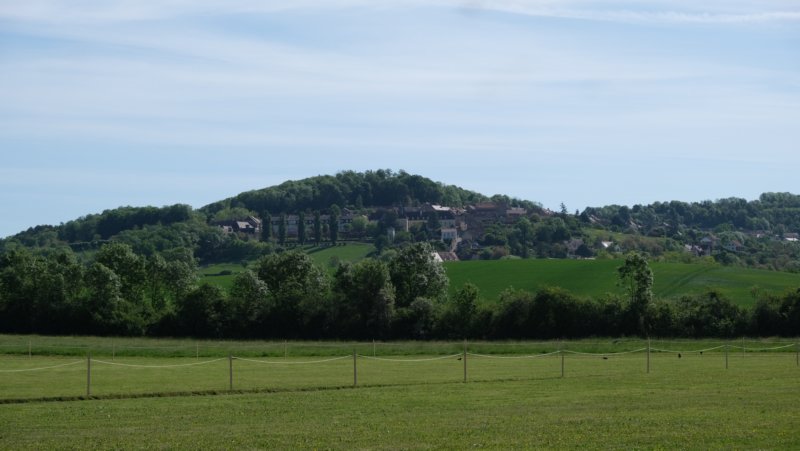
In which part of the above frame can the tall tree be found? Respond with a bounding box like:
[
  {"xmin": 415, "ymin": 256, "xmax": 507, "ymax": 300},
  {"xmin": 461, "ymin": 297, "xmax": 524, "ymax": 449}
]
[
  {"xmin": 618, "ymin": 252, "xmax": 654, "ymax": 335},
  {"xmin": 297, "ymin": 212, "xmax": 306, "ymax": 245},
  {"xmin": 329, "ymin": 205, "xmax": 340, "ymax": 245},
  {"xmin": 278, "ymin": 213, "xmax": 287, "ymax": 245},
  {"xmin": 450, "ymin": 282, "xmax": 479, "ymax": 338},
  {"xmin": 332, "ymin": 259, "xmax": 395, "ymax": 339},
  {"xmin": 256, "ymin": 251, "xmax": 329, "ymax": 337},
  {"xmin": 313, "ymin": 211, "xmax": 322, "ymax": 245},
  {"xmin": 261, "ymin": 212, "xmax": 272, "ymax": 242},
  {"xmin": 388, "ymin": 242, "xmax": 449, "ymax": 308}
]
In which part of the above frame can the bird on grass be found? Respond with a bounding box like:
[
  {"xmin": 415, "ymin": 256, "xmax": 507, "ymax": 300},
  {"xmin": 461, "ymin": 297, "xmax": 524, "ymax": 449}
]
[
  {"xmin": 602, "ymin": 356, "xmax": 608, "ymax": 360},
  {"xmin": 678, "ymin": 353, "xmax": 682, "ymax": 359}
]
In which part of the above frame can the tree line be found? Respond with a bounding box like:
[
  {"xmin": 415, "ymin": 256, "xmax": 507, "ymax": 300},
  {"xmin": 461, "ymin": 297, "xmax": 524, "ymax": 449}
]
[{"xmin": 1, "ymin": 244, "xmax": 798, "ymax": 339}]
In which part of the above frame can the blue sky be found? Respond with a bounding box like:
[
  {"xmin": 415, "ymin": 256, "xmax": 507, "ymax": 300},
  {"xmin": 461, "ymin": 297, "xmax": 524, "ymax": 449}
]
[{"xmin": 1, "ymin": 1, "xmax": 798, "ymax": 238}]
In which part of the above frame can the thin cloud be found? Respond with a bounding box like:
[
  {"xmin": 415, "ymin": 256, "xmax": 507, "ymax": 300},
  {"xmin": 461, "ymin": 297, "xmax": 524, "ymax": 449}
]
[{"xmin": 1, "ymin": 0, "xmax": 799, "ymax": 25}]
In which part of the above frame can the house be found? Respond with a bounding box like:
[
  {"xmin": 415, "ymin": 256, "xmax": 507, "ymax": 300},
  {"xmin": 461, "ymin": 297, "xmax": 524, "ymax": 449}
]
[
  {"xmin": 684, "ymin": 244, "xmax": 703, "ymax": 257},
  {"xmin": 436, "ymin": 251, "xmax": 459, "ymax": 262},
  {"xmin": 441, "ymin": 228, "xmax": 458, "ymax": 242},
  {"xmin": 785, "ymin": 233, "xmax": 799, "ymax": 243},
  {"xmin": 215, "ymin": 216, "xmax": 262, "ymax": 235},
  {"xmin": 722, "ymin": 240, "xmax": 742, "ymax": 253}
]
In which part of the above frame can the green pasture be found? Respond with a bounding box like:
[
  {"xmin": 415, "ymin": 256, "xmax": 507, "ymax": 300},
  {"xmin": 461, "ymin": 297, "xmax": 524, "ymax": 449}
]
[
  {"xmin": 5, "ymin": 334, "xmax": 793, "ymax": 359},
  {"xmin": 304, "ymin": 243, "xmax": 374, "ymax": 271},
  {"xmin": 1, "ymin": 344, "xmax": 798, "ymax": 449},
  {"xmin": 445, "ymin": 259, "xmax": 800, "ymax": 306},
  {"xmin": 200, "ymin": 243, "xmax": 374, "ymax": 289}
]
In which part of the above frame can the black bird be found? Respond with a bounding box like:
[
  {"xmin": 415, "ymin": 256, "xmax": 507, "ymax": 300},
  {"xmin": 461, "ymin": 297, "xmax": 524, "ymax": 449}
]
[
  {"xmin": 700, "ymin": 351, "xmax": 703, "ymax": 355},
  {"xmin": 457, "ymin": 357, "xmax": 462, "ymax": 361},
  {"xmin": 602, "ymin": 356, "xmax": 608, "ymax": 360},
  {"xmin": 678, "ymin": 353, "xmax": 682, "ymax": 359}
]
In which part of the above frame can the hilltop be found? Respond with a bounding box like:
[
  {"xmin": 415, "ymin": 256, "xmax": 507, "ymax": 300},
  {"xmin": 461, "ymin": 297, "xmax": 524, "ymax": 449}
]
[
  {"xmin": 1, "ymin": 169, "xmax": 799, "ymax": 273},
  {"xmin": 2, "ymin": 170, "xmax": 800, "ymax": 340}
]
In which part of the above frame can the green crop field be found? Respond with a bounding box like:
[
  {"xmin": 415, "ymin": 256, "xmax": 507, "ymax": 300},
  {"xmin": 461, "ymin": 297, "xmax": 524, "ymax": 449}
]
[
  {"xmin": 305, "ymin": 243, "xmax": 375, "ymax": 271},
  {"xmin": 200, "ymin": 243, "xmax": 375, "ymax": 290},
  {"xmin": 445, "ymin": 259, "xmax": 800, "ymax": 306},
  {"xmin": 1, "ymin": 336, "xmax": 798, "ymax": 449}
]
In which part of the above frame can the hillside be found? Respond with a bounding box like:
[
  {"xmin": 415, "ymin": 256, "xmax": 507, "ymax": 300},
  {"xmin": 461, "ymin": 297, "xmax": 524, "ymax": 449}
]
[
  {"xmin": 1, "ymin": 169, "xmax": 799, "ymax": 274},
  {"xmin": 444, "ymin": 259, "xmax": 800, "ymax": 307}
]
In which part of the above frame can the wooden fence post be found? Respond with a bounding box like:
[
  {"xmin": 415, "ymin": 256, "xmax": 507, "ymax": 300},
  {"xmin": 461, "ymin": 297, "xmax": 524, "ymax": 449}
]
[
  {"xmin": 561, "ymin": 350, "xmax": 565, "ymax": 378},
  {"xmin": 463, "ymin": 339, "xmax": 467, "ymax": 383},
  {"xmin": 725, "ymin": 344, "xmax": 729, "ymax": 369},
  {"xmin": 229, "ymin": 353, "xmax": 233, "ymax": 391},
  {"xmin": 86, "ymin": 353, "xmax": 92, "ymax": 397},
  {"xmin": 647, "ymin": 338, "xmax": 651, "ymax": 374},
  {"xmin": 353, "ymin": 350, "xmax": 358, "ymax": 387}
]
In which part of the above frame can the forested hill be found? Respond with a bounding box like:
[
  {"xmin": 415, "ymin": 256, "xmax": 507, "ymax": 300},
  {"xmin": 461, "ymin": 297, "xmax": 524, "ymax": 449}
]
[
  {"xmin": 582, "ymin": 193, "xmax": 800, "ymax": 236},
  {"xmin": 199, "ymin": 169, "xmax": 503, "ymax": 217},
  {"xmin": 1, "ymin": 169, "xmax": 799, "ymax": 272}
]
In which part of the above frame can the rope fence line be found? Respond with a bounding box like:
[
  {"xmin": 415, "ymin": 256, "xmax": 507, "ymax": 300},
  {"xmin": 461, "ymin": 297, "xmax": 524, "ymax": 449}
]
[
  {"xmin": 1, "ymin": 342, "xmax": 797, "ymax": 400},
  {"xmin": 650, "ymin": 345, "xmax": 727, "ymax": 354},
  {"xmin": 0, "ymin": 360, "xmax": 84, "ymax": 373},
  {"xmin": 467, "ymin": 351, "xmax": 562, "ymax": 360},
  {"xmin": 358, "ymin": 354, "xmax": 462, "ymax": 363},
  {"xmin": 91, "ymin": 358, "xmax": 227, "ymax": 369},
  {"xmin": 562, "ymin": 348, "xmax": 648, "ymax": 357},
  {"xmin": 233, "ymin": 356, "xmax": 352, "ymax": 365}
]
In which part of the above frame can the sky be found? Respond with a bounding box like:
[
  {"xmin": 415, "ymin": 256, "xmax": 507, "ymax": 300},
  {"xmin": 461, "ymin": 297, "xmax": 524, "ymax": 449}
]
[{"xmin": 1, "ymin": 0, "xmax": 798, "ymax": 238}]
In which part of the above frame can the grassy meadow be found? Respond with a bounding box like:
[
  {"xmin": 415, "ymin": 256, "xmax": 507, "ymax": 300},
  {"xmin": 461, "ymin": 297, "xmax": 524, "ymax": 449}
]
[
  {"xmin": 200, "ymin": 245, "xmax": 800, "ymax": 307},
  {"xmin": 1, "ymin": 338, "xmax": 798, "ymax": 449},
  {"xmin": 445, "ymin": 259, "xmax": 800, "ymax": 306},
  {"xmin": 200, "ymin": 242, "xmax": 375, "ymax": 289}
]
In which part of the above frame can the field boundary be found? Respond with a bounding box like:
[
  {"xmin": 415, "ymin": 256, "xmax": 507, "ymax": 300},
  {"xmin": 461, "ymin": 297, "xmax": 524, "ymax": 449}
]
[{"xmin": 2, "ymin": 341, "xmax": 797, "ymax": 404}]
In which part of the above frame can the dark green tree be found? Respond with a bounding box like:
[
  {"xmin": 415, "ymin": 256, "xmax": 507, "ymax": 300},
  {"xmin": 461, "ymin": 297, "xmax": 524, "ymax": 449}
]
[
  {"xmin": 228, "ymin": 270, "xmax": 271, "ymax": 337},
  {"xmin": 314, "ymin": 211, "xmax": 322, "ymax": 245},
  {"xmin": 298, "ymin": 212, "xmax": 307, "ymax": 245},
  {"xmin": 618, "ymin": 252, "xmax": 654, "ymax": 335},
  {"xmin": 261, "ymin": 212, "xmax": 272, "ymax": 242},
  {"xmin": 329, "ymin": 205, "xmax": 340, "ymax": 245},
  {"xmin": 388, "ymin": 242, "xmax": 449, "ymax": 308},
  {"xmin": 256, "ymin": 251, "xmax": 329, "ymax": 337},
  {"xmin": 450, "ymin": 282, "xmax": 479, "ymax": 337},
  {"xmin": 332, "ymin": 259, "xmax": 395, "ymax": 339},
  {"xmin": 278, "ymin": 213, "xmax": 287, "ymax": 245}
]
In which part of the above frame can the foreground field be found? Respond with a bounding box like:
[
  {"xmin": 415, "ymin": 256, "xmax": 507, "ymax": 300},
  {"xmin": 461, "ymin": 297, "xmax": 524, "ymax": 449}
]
[
  {"xmin": 1, "ymin": 353, "xmax": 798, "ymax": 449},
  {"xmin": 445, "ymin": 259, "xmax": 800, "ymax": 306},
  {"xmin": 1, "ymin": 336, "xmax": 798, "ymax": 449}
]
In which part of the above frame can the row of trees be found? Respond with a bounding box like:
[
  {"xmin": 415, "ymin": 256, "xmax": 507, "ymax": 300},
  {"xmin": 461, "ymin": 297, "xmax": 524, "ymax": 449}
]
[
  {"xmin": 583, "ymin": 193, "xmax": 800, "ymax": 235},
  {"xmin": 2, "ymin": 245, "xmax": 798, "ymax": 339}
]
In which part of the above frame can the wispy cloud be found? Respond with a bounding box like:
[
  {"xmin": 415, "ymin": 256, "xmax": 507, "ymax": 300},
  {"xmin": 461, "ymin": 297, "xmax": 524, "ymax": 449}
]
[{"xmin": 1, "ymin": 0, "xmax": 799, "ymax": 25}]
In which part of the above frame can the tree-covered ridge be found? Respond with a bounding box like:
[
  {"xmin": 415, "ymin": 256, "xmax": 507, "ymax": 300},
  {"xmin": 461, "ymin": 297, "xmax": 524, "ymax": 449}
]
[
  {"xmin": 582, "ymin": 192, "xmax": 800, "ymax": 236},
  {"xmin": 1, "ymin": 171, "xmax": 799, "ymax": 272},
  {"xmin": 200, "ymin": 169, "xmax": 499, "ymax": 217}
]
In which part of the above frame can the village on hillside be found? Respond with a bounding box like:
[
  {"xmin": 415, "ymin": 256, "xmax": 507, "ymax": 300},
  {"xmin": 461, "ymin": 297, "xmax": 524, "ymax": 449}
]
[{"xmin": 213, "ymin": 202, "xmax": 800, "ymax": 263}]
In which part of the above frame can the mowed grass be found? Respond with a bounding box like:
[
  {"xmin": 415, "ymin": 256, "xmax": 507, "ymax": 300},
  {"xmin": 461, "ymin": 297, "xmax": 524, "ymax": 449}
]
[
  {"xmin": 1, "ymin": 351, "xmax": 798, "ymax": 449},
  {"xmin": 445, "ymin": 259, "xmax": 800, "ymax": 306}
]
